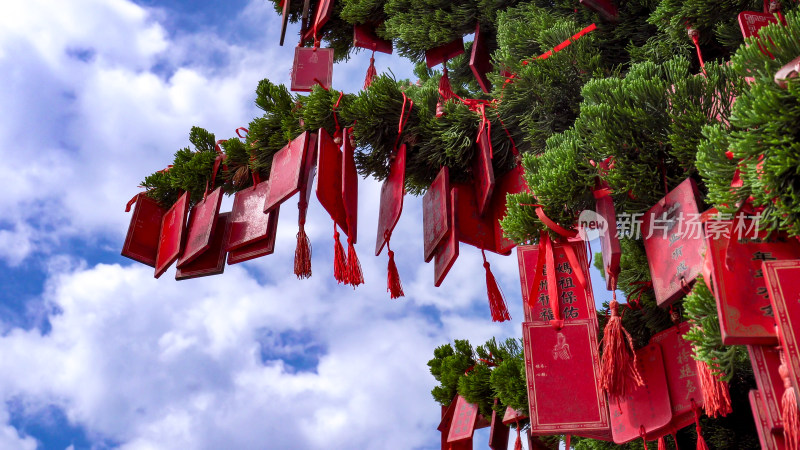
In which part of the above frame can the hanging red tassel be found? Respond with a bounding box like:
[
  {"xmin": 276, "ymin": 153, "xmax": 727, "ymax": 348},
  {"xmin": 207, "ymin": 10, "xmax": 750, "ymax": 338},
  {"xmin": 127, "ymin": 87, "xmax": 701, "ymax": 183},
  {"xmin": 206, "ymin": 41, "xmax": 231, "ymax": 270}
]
[
  {"xmin": 600, "ymin": 298, "xmax": 643, "ymax": 399},
  {"xmin": 780, "ymin": 352, "xmax": 800, "ymax": 450},
  {"xmin": 386, "ymin": 242, "xmax": 404, "ymax": 299},
  {"xmin": 346, "ymin": 236, "xmax": 364, "ymax": 287},
  {"xmin": 692, "ymin": 400, "xmax": 709, "ymax": 450},
  {"xmin": 482, "ymin": 250, "xmax": 510, "ymax": 322},
  {"xmin": 438, "ymin": 63, "xmax": 455, "ymax": 102},
  {"xmin": 363, "ymin": 51, "xmax": 377, "ymax": 90},
  {"xmin": 514, "ymin": 424, "xmax": 522, "ymax": 450},
  {"xmin": 294, "ymin": 222, "xmax": 312, "ymax": 279},
  {"xmin": 658, "ymin": 436, "xmax": 667, "ymax": 450},
  {"xmin": 696, "ymin": 358, "xmax": 733, "ymax": 418},
  {"xmin": 333, "ymin": 225, "xmax": 348, "ymax": 284}
]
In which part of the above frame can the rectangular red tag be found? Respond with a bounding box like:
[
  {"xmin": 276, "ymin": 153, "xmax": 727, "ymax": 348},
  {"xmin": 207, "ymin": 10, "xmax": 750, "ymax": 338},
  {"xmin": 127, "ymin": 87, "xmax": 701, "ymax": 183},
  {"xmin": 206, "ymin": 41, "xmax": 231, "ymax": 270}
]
[
  {"xmin": 227, "ymin": 206, "xmax": 280, "ymax": 265},
  {"xmin": 434, "ymin": 188, "xmax": 458, "ymax": 287},
  {"xmin": 155, "ymin": 191, "xmax": 190, "ymax": 279},
  {"xmin": 447, "ymin": 396, "xmax": 479, "ymax": 443},
  {"xmin": 643, "ymin": 178, "xmax": 704, "ymax": 306},
  {"xmin": 750, "ymin": 390, "xmax": 787, "ymax": 450},
  {"xmin": 316, "ymin": 127, "xmax": 348, "ymax": 234},
  {"xmin": 423, "ymin": 166, "xmax": 451, "ymax": 263},
  {"xmin": 517, "ymin": 241, "xmax": 596, "ymax": 324},
  {"xmin": 470, "ymin": 23, "xmax": 492, "ymax": 93},
  {"xmin": 176, "ymin": 212, "xmax": 230, "ymax": 280},
  {"xmin": 264, "ymin": 131, "xmax": 312, "ymax": 214},
  {"xmin": 763, "ymin": 260, "xmax": 800, "ymax": 397},
  {"xmin": 501, "ymin": 406, "xmax": 527, "ymax": 425},
  {"xmin": 425, "ymin": 38, "xmax": 465, "ymax": 68},
  {"xmin": 291, "ymin": 47, "xmax": 334, "ymax": 92},
  {"xmin": 523, "ymin": 320, "xmax": 609, "ymax": 435},
  {"xmin": 610, "ymin": 343, "xmax": 673, "ymax": 444},
  {"xmin": 488, "ymin": 407, "xmax": 509, "ymax": 450},
  {"xmin": 739, "ymin": 11, "xmax": 779, "ymax": 39},
  {"xmin": 649, "ymin": 322, "xmax": 703, "ymax": 432},
  {"xmin": 353, "ymin": 24, "xmax": 392, "ymax": 54},
  {"xmin": 375, "ymin": 144, "xmax": 406, "ymax": 256},
  {"xmin": 122, "ymin": 193, "xmax": 167, "ymax": 267},
  {"xmin": 341, "ymin": 128, "xmax": 358, "ymax": 242},
  {"xmin": 708, "ymin": 224, "xmax": 800, "ymax": 345},
  {"xmin": 302, "ymin": 0, "xmax": 334, "ymax": 41},
  {"xmin": 454, "ymin": 183, "xmax": 507, "ymax": 254},
  {"xmin": 473, "ymin": 123, "xmax": 495, "ymax": 218},
  {"xmin": 748, "ymin": 345, "xmax": 784, "ymax": 431},
  {"xmin": 227, "ymin": 180, "xmax": 272, "ymax": 251},
  {"xmin": 492, "ymin": 165, "xmax": 528, "ymax": 255},
  {"xmin": 177, "ymin": 187, "xmax": 224, "ymax": 268},
  {"xmin": 595, "ymin": 190, "xmax": 620, "ymax": 290}
]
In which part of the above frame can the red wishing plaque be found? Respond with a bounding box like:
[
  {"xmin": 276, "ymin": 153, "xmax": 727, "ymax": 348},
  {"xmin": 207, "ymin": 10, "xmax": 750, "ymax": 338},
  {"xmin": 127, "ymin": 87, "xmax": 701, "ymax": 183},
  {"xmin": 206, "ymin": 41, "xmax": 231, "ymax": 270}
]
[
  {"xmin": 291, "ymin": 47, "xmax": 334, "ymax": 92},
  {"xmin": 341, "ymin": 128, "xmax": 358, "ymax": 242},
  {"xmin": 154, "ymin": 191, "xmax": 190, "ymax": 279},
  {"xmin": 316, "ymin": 127, "xmax": 348, "ymax": 234},
  {"xmin": 228, "ymin": 180, "xmax": 272, "ymax": 251},
  {"xmin": 176, "ymin": 187, "xmax": 224, "ymax": 268},
  {"xmin": 488, "ymin": 407, "xmax": 510, "ymax": 450},
  {"xmin": 353, "ymin": 24, "xmax": 392, "ymax": 54},
  {"xmin": 438, "ymin": 401, "xmax": 456, "ymax": 450},
  {"xmin": 649, "ymin": 322, "xmax": 702, "ymax": 432},
  {"xmin": 299, "ymin": 132, "xmax": 318, "ymax": 217},
  {"xmin": 610, "ymin": 344, "xmax": 673, "ymax": 444},
  {"xmin": 447, "ymin": 396, "xmax": 479, "ymax": 443},
  {"xmin": 763, "ymin": 260, "xmax": 800, "ymax": 395},
  {"xmin": 302, "ymin": 0, "xmax": 334, "ymax": 41},
  {"xmin": 707, "ymin": 224, "xmax": 800, "ymax": 345},
  {"xmin": 264, "ymin": 131, "xmax": 313, "ymax": 214},
  {"xmin": 642, "ymin": 177, "xmax": 704, "ymax": 307},
  {"xmin": 473, "ymin": 124, "xmax": 495, "ymax": 218},
  {"xmin": 750, "ymin": 390, "xmax": 787, "ymax": 450},
  {"xmin": 423, "ymin": 166, "xmax": 451, "ymax": 263},
  {"xmin": 502, "ymin": 406, "xmax": 527, "ymax": 425},
  {"xmin": 748, "ymin": 345, "xmax": 784, "ymax": 430},
  {"xmin": 470, "ymin": 23, "xmax": 493, "ymax": 94},
  {"xmin": 523, "ymin": 320, "xmax": 610, "ymax": 435},
  {"xmin": 595, "ymin": 193, "xmax": 620, "ymax": 290},
  {"xmin": 434, "ymin": 188, "xmax": 458, "ymax": 287},
  {"xmin": 375, "ymin": 144, "xmax": 406, "ymax": 256},
  {"xmin": 492, "ymin": 165, "xmax": 528, "ymax": 255},
  {"xmin": 739, "ymin": 11, "xmax": 779, "ymax": 39},
  {"xmin": 453, "ymin": 184, "xmax": 507, "ymax": 255},
  {"xmin": 122, "ymin": 193, "xmax": 167, "ymax": 267},
  {"xmin": 176, "ymin": 212, "xmax": 230, "ymax": 280},
  {"xmin": 425, "ymin": 37, "xmax": 465, "ymax": 68},
  {"xmin": 279, "ymin": 0, "xmax": 290, "ymax": 46},
  {"xmin": 228, "ymin": 206, "xmax": 280, "ymax": 265},
  {"xmin": 517, "ymin": 241, "xmax": 596, "ymax": 324}
]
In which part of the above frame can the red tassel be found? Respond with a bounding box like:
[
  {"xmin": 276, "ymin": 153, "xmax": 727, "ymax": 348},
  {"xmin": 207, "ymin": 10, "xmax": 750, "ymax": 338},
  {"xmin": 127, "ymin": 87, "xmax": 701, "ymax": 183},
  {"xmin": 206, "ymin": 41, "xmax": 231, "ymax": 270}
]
[
  {"xmin": 600, "ymin": 299, "xmax": 643, "ymax": 399},
  {"xmin": 692, "ymin": 400, "xmax": 708, "ymax": 450},
  {"xmin": 780, "ymin": 353, "xmax": 800, "ymax": 450},
  {"xmin": 386, "ymin": 243, "xmax": 404, "ymax": 299},
  {"xmin": 514, "ymin": 425, "xmax": 522, "ymax": 450},
  {"xmin": 333, "ymin": 225, "xmax": 348, "ymax": 284},
  {"xmin": 363, "ymin": 52, "xmax": 377, "ymax": 90},
  {"xmin": 483, "ymin": 250, "xmax": 510, "ymax": 322},
  {"xmin": 658, "ymin": 436, "xmax": 667, "ymax": 450},
  {"xmin": 294, "ymin": 223, "xmax": 312, "ymax": 279},
  {"xmin": 696, "ymin": 358, "xmax": 732, "ymax": 418},
  {"xmin": 346, "ymin": 236, "xmax": 364, "ymax": 287},
  {"xmin": 438, "ymin": 64, "xmax": 454, "ymax": 102}
]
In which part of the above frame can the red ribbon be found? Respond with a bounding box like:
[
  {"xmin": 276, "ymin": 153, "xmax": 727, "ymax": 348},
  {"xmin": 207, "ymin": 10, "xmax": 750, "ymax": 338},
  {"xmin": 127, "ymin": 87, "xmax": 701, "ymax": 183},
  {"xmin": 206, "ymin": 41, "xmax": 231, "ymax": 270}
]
[{"xmin": 393, "ymin": 92, "xmax": 413, "ymax": 152}]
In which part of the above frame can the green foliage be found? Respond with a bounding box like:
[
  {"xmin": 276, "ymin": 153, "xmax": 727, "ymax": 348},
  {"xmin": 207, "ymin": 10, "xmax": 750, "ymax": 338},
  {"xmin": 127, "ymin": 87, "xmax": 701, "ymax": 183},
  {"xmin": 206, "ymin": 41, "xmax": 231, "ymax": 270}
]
[{"xmin": 428, "ymin": 340, "xmax": 476, "ymax": 406}]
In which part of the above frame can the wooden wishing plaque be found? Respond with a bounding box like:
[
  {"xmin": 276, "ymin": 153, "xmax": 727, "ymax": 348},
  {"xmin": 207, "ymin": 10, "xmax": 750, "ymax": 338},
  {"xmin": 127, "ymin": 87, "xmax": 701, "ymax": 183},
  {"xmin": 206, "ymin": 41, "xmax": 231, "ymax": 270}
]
[
  {"xmin": 227, "ymin": 180, "xmax": 272, "ymax": 251},
  {"xmin": 488, "ymin": 406, "xmax": 510, "ymax": 450},
  {"xmin": 264, "ymin": 131, "xmax": 313, "ymax": 214},
  {"xmin": 353, "ymin": 24, "xmax": 392, "ymax": 54},
  {"xmin": 648, "ymin": 322, "xmax": 702, "ymax": 433},
  {"xmin": 302, "ymin": 0, "xmax": 335, "ymax": 41},
  {"xmin": 748, "ymin": 345, "xmax": 785, "ymax": 431},
  {"xmin": 492, "ymin": 164, "xmax": 527, "ymax": 255},
  {"xmin": 228, "ymin": 206, "xmax": 280, "ymax": 265},
  {"xmin": 375, "ymin": 144, "xmax": 406, "ymax": 256},
  {"xmin": 176, "ymin": 212, "xmax": 230, "ymax": 280},
  {"xmin": 610, "ymin": 343, "xmax": 673, "ymax": 444},
  {"xmin": 291, "ymin": 47, "xmax": 334, "ymax": 92},
  {"xmin": 122, "ymin": 193, "xmax": 167, "ymax": 267},
  {"xmin": 434, "ymin": 188, "xmax": 458, "ymax": 287},
  {"xmin": 763, "ymin": 260, "xmax": 800, "ymax": 395},
  {"xmin": 316, "ymin": 127, "xmax": 348, "ymax": 234},
  {"xmin": 642, "ymin": 177, "xmax": 704, "ymax": 307},
  {"xmin": 708, "ymin": 225, "xmax": 800, "ymax": 345},
  {"xmin": 177, "ymin": 186, "xmax": 224, "ymax": 268},
  {"xmin": 453, "ymin": 183, "xmax": 506, "ymax": 255},
  {"xmin": 423, "ymin": 166, "xmax": 450, "ymax": 263},
  {"xmin": 517, "ymin": 240, "xmax": 595, "ymax": 324},
  {"xmin": 470, "ymin": 23, "xmax": 493, "ymax": 93},
  {"xmin": 750, "ymin": 390, "xmax": 787, "ymax": 450},
  {"xmin": 502, "ymin": 406, "xmax": 527, "ymax": 425},
  {"xmin": 341, "ymin": 127, "xmax": 358, "ymax": 242},
  {"xmin": 155, "ymin": 191, "xmax": 190, "ymax": 279},
  {"xmin": 447, "ymin": 395, "xmax": 479, "ymax": 445},
  {"xmin": 739, "ymin": 11, "xmax": 779, "ymax": 39},
  {"xmin": 425, "ymin": 38, "xmax": 465, "ymax": 68},
  {"xmin": 595, "ymin": 191, "xmax": 620, "ymax": 290},
  {"xmin": 473, "ymin": 123, "xmax": 495, "ymax": 217}
]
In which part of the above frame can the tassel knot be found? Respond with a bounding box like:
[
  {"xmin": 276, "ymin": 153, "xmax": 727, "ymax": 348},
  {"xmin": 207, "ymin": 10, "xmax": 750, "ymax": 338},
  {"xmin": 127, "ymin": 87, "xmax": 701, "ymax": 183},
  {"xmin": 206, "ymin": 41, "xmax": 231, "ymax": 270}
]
[
  {"xmin": 333, "ymin": 225, "xmax": 348, "ymax": 284},
  {"xmin": 386, "ymin": 246, "xmax": 404, "ymax": 299},
  {"xmin": 364, "ymin": 52, "xmax": 377, "ymax": 90},
  {"xmin": 482, "ymin": 250, "xmax": 510, "ymax": 322},
  {"xmin": 294, "ymin": 222, "xmax": 312, "ymax": 279},
  {"xmin": 600, "ymin": 299, "xmax": 643, "ymax": 399},
  {"xmin": 346, "ymin": 236, "xmax": 364, "ymax": 287},
  {"xmin": 696, "ymin": 358, "xmax": 732, "ymax": 418}
]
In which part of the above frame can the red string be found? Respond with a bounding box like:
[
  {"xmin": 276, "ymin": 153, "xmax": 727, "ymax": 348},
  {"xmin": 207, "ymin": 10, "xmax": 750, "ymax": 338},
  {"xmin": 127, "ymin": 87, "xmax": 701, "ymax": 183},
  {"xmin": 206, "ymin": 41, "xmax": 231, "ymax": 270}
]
[
  {"xmin": 332, "ymin": 91, "xmax": 344, "ymax": 134},
  {"xmin": 393, "ymin": 92, "xmax": 413, "ymax": 152}
]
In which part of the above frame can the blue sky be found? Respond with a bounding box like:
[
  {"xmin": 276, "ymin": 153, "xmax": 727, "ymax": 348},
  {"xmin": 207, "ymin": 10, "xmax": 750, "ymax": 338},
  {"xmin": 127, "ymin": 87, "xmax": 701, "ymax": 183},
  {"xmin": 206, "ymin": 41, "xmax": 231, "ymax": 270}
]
[{"xmin": 0, "ymin": 1, "xmax": 612, "ymax": 448}]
